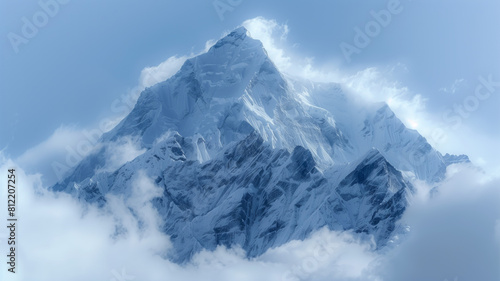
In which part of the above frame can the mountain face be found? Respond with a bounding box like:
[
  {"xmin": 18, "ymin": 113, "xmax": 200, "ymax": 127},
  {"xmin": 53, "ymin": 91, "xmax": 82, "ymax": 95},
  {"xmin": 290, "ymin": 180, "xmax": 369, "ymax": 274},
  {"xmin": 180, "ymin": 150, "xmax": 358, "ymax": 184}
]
[{"xmin": 52, "ymin": 27, "xmax": 466, "ymax": 262}]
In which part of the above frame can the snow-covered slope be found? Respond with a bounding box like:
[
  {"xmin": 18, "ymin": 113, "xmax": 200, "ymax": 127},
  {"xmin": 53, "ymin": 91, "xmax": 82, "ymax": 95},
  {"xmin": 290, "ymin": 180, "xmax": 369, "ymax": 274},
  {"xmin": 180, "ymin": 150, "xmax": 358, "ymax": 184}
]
[
  {"xmin": 68, "ymin": 132, "xmax": 413, "ymax": 262},
  {"xmin": 52, "ymin": 27, "xmax": 467, "ymax": 262}
]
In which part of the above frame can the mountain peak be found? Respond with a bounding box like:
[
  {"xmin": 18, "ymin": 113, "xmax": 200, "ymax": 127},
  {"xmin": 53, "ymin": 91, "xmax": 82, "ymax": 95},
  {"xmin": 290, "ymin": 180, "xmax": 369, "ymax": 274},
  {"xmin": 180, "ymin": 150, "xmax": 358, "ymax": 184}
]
[
  {"xmin": 231, "ymin": 26, "xmax": 249, "ymax": 36},
  {"xmin": 50, "ymin": 22, "xmax": 472, "ymax": 264},
  {"xmin": 362, "ymin": 148, "xmax": 385, "ymax": 163},
  {"xmin": 374, "ymin": 102, "xmax": 395, "ymax": 119},
  {"xmin": 210, "ymin": 26, "xmax": 258, "ymax": 50}
]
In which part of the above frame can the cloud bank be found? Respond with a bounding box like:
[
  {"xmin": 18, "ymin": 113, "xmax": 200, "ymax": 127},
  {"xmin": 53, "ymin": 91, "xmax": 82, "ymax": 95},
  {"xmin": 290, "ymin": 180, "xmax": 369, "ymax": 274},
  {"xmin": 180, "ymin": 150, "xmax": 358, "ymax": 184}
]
[{"xmin": 0, "ymin": 154, "xmax": 498, "ymax": 281}]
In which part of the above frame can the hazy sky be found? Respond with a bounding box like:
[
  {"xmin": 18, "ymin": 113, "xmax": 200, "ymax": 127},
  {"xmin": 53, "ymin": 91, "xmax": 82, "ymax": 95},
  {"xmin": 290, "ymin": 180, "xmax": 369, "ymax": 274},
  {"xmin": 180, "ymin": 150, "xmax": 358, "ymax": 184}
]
[{"xmin": 1, "ymin": 0, "xmax": 499, "ymax": 177}]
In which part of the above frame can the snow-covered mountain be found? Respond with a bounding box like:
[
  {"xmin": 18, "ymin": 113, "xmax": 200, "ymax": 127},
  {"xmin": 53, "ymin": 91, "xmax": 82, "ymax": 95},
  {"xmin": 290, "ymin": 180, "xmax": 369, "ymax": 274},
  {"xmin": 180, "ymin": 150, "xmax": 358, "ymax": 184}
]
[{"xmin": 52, "ymin": 27, "xmax": 468, "ymax": 262}]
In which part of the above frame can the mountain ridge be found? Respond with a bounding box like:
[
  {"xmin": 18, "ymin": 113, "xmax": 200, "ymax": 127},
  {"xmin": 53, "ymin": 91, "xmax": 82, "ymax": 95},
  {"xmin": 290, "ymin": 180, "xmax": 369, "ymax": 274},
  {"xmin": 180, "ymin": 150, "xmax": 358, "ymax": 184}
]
[{"xmin": 52, "ymin": 26, "xmax": 468, "ymax": 262}]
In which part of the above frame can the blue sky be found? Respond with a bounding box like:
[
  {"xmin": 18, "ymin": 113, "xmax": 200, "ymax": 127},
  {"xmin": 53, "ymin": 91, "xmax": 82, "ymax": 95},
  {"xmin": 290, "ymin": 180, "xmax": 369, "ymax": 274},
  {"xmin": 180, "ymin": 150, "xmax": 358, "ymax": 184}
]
[{"xmin": 1, "ymin": 0, "xmax": 499, "ymax": 180}]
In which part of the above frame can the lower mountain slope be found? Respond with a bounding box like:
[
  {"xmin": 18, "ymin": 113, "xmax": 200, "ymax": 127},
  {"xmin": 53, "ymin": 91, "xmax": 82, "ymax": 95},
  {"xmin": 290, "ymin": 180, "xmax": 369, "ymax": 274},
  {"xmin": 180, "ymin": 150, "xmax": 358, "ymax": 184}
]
[{"xmin": 63, "ymin": 131, "xmax": 413, "ymax": 262}]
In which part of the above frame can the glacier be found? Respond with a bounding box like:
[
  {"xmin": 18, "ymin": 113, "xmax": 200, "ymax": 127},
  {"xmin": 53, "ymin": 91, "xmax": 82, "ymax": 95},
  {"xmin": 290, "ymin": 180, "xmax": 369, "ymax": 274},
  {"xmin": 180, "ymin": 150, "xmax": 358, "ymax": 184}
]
[{"xmin": 52, "ymin": 26, "xmax": 468, "ymax": 262}]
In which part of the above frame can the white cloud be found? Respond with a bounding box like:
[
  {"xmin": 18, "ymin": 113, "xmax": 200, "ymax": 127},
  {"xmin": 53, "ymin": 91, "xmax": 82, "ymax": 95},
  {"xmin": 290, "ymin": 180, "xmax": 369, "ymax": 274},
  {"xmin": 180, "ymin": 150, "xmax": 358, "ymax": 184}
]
[
  {"xmin": 242, "ymin": 17, "xmax": 292, "ymax": 72},
  {"xmin": 380, "ymin": 164, "xmax": 500, "ymax": 281},
  {"xmin": 242, "ymin": 17, "xmax": 342, "ymax": 83},
  {"xmin": 139, "ymin": 55, "xmax": 189, "ymax": 89},
  {"xmin": 259, "ymin": 229, "xmax": 379, "ymax": 281},
  {"xmin": 16, "ymin": 126, "xmax": 89, "ymax": 166},
  {"xmin": 99, "ymin": 136, "xmax": 146, "ymax": 173},
  {"xmin": 15, "ymin": 125, "xmax": 100, "ymax": 184},
  {"xmin": 138, "ymin": 38, "xmax": 217, "ymax": 90},
  {"xmin": 341, "ymin": 66, "xmax": 428, "ymax": 131},
  {"xmin": 0, "ymin": 163, "xmax": 171, "ymax": 281}
]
